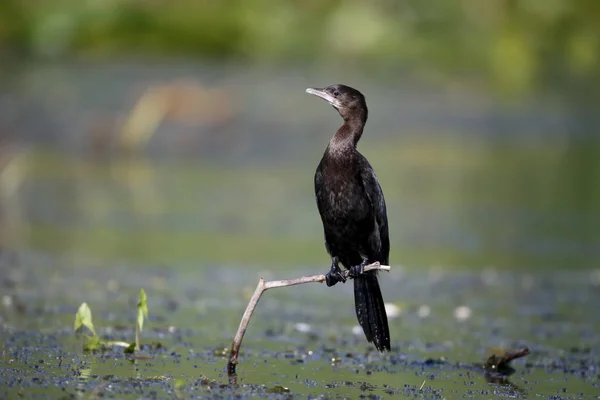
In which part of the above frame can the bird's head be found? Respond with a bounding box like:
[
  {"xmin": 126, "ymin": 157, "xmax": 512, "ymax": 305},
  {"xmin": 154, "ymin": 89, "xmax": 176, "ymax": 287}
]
[{"xmin": 305, "ymin": 84, "xmax": 367, "ymax": 122}]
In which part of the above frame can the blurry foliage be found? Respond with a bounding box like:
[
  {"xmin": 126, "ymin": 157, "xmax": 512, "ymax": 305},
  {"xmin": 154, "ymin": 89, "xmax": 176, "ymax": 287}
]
[
  {"xmin": 0, "ymin": 0, "xmax": 599, "ymax": 99},
  {"xmin": 0, "ymin": 0, "xmax": 27, "ymax": 52}
]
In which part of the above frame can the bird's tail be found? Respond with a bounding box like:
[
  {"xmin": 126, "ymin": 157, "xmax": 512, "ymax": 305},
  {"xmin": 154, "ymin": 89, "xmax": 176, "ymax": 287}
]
[{"xmin": 353, "ymin": 271, "xmax": 390, "ymax": 351}]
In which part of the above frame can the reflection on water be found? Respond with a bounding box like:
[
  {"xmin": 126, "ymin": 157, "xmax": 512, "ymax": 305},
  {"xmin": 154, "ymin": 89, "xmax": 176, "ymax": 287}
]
[
  {"xmin": 0, "ymin": 62, "xmax": 599, "ymax": 271},
  {"xmin": 1, "ymin": 138, "xmax": 598, "ymax": 271}
]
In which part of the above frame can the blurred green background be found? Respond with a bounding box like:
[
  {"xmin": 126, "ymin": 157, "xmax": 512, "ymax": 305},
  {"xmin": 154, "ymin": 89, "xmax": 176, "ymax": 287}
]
[{"xmin": 0, "ymin": 0, "xmax": 599, "ymax": 270}]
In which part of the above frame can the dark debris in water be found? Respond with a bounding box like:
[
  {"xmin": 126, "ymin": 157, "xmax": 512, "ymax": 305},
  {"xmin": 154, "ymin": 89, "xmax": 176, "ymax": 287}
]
[
  {"xmin": 2, "ymin": 326, "xmax": 599, "ymax": 400},
  {"xmin": 0, "ymin": 334, "xmax": 541, "ymax": 400},
  {"xmin": 483, "ymin": 347, "xmax": 530, "ymax": 375}
]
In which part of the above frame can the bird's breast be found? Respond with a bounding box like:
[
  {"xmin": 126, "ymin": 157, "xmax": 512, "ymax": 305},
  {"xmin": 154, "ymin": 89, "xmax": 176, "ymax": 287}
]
[{"xmin": 320, "ymin": 178, "xmax": 369, "ymax": 219}]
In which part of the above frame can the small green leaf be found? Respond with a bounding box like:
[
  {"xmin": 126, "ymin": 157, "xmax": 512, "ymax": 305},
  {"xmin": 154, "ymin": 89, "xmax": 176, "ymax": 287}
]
[
  {"xmin": 124, "ymin": 342, "xmax": 136, "ymax": 354},
  {"xmin": 74, "ymin": 302, "xmax": 96, "ymax": 336},
  {"xmin": 137, "ymin": 289, "xmax": 148, "ymax": 332},
  {"xmin": 83, "ymin": 335, "xmax": 101, "ymax": 351}
]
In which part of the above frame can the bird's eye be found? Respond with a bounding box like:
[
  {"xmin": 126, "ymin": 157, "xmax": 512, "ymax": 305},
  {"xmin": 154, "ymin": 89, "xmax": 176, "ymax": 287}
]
[{"xmin": 333, "ymin": 90, "xmax": 340, "ymax": 97}]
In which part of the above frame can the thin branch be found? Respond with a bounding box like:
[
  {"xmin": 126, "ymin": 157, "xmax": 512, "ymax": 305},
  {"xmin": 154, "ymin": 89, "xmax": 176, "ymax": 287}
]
[{"xmin": 227, "ymin": 262, "xmax": 390, "ymax": 379}]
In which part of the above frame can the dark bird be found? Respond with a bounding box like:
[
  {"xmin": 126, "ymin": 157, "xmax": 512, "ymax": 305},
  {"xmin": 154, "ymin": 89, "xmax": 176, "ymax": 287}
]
[{"xmin": 306, "ymin": 84, "xmax": 390, "ymax": 351}]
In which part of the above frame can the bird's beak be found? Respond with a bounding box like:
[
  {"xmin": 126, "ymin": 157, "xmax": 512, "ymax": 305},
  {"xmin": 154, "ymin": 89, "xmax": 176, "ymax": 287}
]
[{"xmin": 305, "ymin": 87, "xmax": 342, "ymax": 108}]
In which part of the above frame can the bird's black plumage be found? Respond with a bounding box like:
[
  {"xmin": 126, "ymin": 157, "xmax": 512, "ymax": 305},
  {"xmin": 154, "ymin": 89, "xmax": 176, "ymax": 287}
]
[{"xmin": 306, "ymin": 84, "xmax": 390, "ymax": 351}]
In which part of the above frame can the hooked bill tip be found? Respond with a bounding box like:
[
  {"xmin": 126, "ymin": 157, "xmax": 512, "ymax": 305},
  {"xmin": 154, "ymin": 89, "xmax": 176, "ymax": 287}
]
[{"xmin": 305, "ymin": 87, "xmax": 341, "ymax": 108}]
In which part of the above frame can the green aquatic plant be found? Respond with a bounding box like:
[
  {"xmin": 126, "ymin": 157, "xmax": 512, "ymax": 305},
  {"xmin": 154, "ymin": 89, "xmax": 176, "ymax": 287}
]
[
  {"xmin": 73, "ymin": 289, "xmax": 149, "ymax": 353},
  {"xmin": 136, "ymin": 288, "xmax": 148, "ymax": 352},
  {"xmin": 74, "ymin": 302, "xmax": 96, "ymax": 336},
  {"xmin": 73, "ymin": 302, "xmax": 104, "ymax": 351}
]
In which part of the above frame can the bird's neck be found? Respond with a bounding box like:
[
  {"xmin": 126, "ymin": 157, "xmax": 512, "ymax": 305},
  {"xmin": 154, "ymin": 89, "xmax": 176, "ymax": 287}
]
[{"xmin": 328, "ymin": 115, "xmax": 366, "ymax": 156}]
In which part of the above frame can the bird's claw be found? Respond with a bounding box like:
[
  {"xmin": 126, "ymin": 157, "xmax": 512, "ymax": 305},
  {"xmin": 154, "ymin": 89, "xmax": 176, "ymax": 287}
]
[
  {"xmin": 325, "ymin": 270, "xmax": 346, "ymax": 287},
  {"xmin": 348, "ymin": 261, "xmax": 367, "ymax": 278},
  {"xmin": 348, "ymin": 265, "xmax": 363, "ymax": 278}
]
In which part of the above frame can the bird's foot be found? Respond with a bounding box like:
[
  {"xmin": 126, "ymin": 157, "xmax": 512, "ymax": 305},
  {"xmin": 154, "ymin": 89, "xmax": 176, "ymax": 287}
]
[
  {"xmin": 325, "ymin": 270, "xmax": 347, "ymax": 286},
  {"xmin": 325, "ymin": 258, "xmax": 346, "ymax": 287},
  {"xmin": 348, "ymin": 260, "xmax": 370, "ymax": 278}
]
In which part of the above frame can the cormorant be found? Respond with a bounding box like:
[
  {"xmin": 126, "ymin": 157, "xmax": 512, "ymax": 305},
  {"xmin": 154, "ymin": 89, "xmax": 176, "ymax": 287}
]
[{"xmin": 306, "ymin": 84, "xmax": 391, "ymax": 351}]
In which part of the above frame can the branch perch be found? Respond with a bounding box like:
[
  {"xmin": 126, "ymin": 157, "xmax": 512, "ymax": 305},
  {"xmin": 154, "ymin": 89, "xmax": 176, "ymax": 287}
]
[{"xmin": 226, "ymin": 262, "xmax": 390, "ymax": 378}]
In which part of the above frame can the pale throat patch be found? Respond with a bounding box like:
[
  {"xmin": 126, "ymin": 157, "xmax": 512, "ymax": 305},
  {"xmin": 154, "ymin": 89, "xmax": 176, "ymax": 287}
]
[{"xmin": 328, "ymin": 135, "xmax": 355, "ymax": 157}]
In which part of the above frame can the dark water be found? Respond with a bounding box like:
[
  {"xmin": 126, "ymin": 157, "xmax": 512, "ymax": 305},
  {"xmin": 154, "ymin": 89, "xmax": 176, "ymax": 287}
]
[
  {"xmin": 1, "ymin": 62, "xmax": 599, "ymax": 398},
  {"xmin": 1, "ymin": 251, "xmax": 600, "ymax": 398}
]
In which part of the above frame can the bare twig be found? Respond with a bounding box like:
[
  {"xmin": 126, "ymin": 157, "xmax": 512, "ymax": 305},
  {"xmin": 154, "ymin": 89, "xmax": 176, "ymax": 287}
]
[{"xmin": 227, "ymin": 262, "xmax": 390, "ymax": 379}]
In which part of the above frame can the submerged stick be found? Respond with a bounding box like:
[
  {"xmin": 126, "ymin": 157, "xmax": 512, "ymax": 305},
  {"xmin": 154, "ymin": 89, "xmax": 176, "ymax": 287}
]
[
  {"xmin": 227, "ymin": 262, "xmax": 390, "ymax": 378},
  {"xmin": 484, "ymin": 347, "xmax": 530, "ymax": 372}
]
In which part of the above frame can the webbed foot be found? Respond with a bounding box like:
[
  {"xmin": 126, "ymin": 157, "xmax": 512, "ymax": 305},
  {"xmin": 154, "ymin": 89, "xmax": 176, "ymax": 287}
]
[{"xmin": 325, "ymin": 257, "xmax": 346, "ymax": 287}]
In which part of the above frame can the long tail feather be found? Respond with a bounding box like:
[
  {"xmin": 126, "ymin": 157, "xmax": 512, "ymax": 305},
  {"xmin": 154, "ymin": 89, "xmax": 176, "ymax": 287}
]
[{"xmin": 353, "ymin": 272, "xmax": 390, "ymax": 351}]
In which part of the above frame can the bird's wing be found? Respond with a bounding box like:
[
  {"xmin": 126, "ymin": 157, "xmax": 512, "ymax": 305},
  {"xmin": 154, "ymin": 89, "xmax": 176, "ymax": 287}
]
[
  {"xmin": 358, "ymin": 155, "xmax": 390, "ymax": 264},
  {"xmin": 314, "ymin": 160, "xmax": 335, "ymax": 256},
  {"xmin": 314, "ymin": 161, "xmax": 325, "ymax": 214}
]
